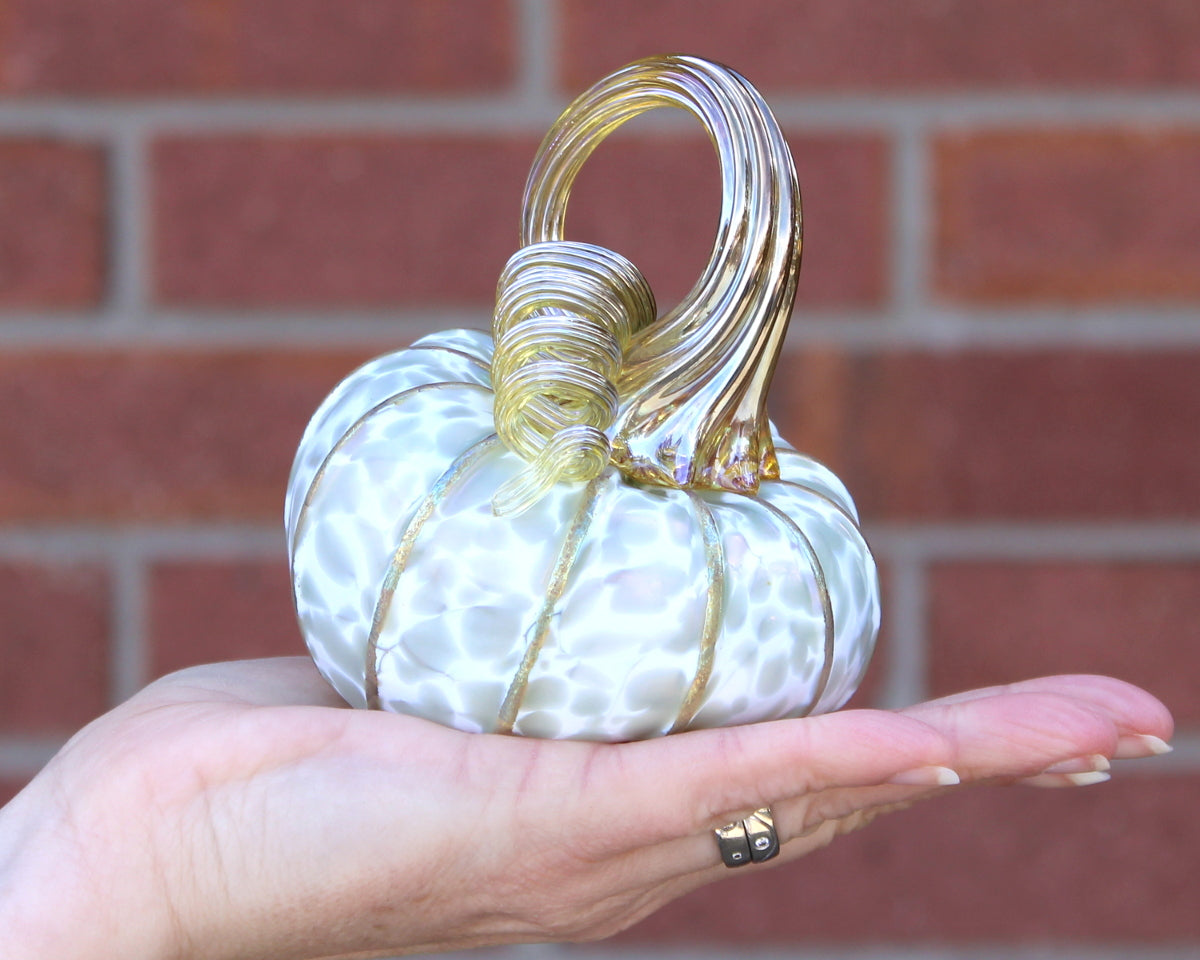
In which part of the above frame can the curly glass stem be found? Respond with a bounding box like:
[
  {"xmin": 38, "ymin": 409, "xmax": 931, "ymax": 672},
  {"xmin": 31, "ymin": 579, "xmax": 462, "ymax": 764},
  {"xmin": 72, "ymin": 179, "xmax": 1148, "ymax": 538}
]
[
  {"xmin": 519, "ymin": 55, "xmax": 802, "ymax": 493},
  {"xmin": 490, "ymin": 240, "xmax": 656, "ymax": 516}
]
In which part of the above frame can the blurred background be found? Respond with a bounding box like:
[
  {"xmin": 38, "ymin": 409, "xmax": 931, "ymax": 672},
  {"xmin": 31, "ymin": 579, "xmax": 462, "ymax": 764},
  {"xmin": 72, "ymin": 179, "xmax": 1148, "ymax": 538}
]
[{"xmin": 1, "ymin": 1, "xmax": 1197, "ymax": 958}]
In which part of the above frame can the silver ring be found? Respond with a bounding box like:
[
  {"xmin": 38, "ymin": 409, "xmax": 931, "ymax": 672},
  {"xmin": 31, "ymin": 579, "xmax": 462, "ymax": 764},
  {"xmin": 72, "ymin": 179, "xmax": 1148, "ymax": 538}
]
[{"xmin": 714, "ymin": 807, "xmax": 779, "ymax": 868}]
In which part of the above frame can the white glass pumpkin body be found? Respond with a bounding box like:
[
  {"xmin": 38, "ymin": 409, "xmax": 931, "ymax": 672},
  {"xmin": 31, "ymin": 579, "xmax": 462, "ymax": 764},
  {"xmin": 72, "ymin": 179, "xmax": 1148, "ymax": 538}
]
[{"xmin": 285, "ymin": 328, "xmax": 880, "ymax": 742}]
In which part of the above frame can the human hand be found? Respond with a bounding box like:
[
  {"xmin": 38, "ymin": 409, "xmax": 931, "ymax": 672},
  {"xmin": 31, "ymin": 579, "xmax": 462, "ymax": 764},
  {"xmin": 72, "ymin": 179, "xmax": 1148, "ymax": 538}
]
[{"xmin": 0, "ymin": 658, "xmax": 1173, "ymax": 960}]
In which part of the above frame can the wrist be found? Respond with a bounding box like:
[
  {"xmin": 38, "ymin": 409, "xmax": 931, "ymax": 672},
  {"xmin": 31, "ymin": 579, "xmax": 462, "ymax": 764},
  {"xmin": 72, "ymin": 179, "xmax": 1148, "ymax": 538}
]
[
  {"xmin": 0, "ymin": 772, "xmax": 77, "ymax": 958},
  {"xmin": 0, "ymin": 761, "xmax": 176, "ymax": 960}
]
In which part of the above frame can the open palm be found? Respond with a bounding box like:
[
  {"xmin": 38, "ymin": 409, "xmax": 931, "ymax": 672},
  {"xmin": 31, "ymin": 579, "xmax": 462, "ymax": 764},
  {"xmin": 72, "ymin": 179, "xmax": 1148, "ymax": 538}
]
[{"xmin": 1, "ymin": 657, "xmax": 1173, "ymax": 960}]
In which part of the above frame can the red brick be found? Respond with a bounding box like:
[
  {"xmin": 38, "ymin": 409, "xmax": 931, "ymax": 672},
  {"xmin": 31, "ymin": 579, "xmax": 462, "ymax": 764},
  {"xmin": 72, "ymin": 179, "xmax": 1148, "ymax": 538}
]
[
  {"xmin": 223, "ymin": 0, "xmax": 514, "ymax": 94},
  {"xmin": 153, "ymin": 133, "xmax": 884, "ymax": 309},
  {"xmin": 149, "ymin": 560, "xmax": 301, "ymax": 677},
  {"xmin": 567, "ymin": 133, "xmax": 886, "ymax": 309},
  {"xmin": 0, "ymin": 141, "xmax": 105, "ymax": 307},
  {"xmin": 624, "ymin": 775, "xmax": 1200, "ymax": 942},
  {"xmin": 0, "ymin": 350, "xmax": 375, "ymax": 522},
  {"xmin": 929, "ymin": 562, "xmax": 1200, "ymax": 724},
  {"xmin": 937, "ymin": 131, "xmax": 1200, "ymax": 302},
  {"xmin": 0, "ymin": 0, "xmax": 513, "ymax": 94},
  {"xmin": 153, "ymin": 136, "xmax": 536, "ymax": 307},
  {"xmin": 0, "ymin": 0, "xmax": 208, "ymax": 93},
  {"xmin": 0, "ymin": 563, "xmax": 109, "ymax": 734},
  {"xmin": 773, "ymin": 349, "xmax": 1200, "ymax": 521},
  {"xmin": 561, "ymin": 0, "xmax": 1200, "ymax": 92},
  {"xmin": 0, "ymin": 777, "xmax": 31, "ymax": 807}
]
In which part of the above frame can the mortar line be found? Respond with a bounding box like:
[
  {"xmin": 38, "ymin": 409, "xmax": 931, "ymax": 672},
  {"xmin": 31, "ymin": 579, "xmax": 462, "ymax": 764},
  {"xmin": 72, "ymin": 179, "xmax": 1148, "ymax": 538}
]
[
  {"xmin": 0, "ymin": 525, "xmax": 283, "ymax": 560},
  {"xmin": 789, "ymin": 309, "xmax": 1200, "ymax": 351},
  {"xmin": 865, "ymin": 523, "xmax": 1200, "ymax": 560},
  {"xmin": 110, "ymin": 534, "xmax": 148, "ymax": 704},
  {"xmin": 516, "ymin": 0, "xmax": 560, "ymax": 108},
  {"xmin": 107, "ymin": 120, "xmax": 148, "ymax": 326},
  {"xmin": 751, "ymin": 91, "xmax": 1200, "ymax": 129},
  {"xmin": 747, "ymin": 309, "xmax": 1200, "ymax": 350},
  {"xmin": 0, "ymin": 98, "xmax": 562, "ymax": 134},
  {"xmin": 889, "ymin": 119, "xmax": 930, "ymax": 319},
  {"xmin": 0, "ymin": 309, "xmax": 487, "ymax": 348},
  {"xmin": 875, "ymin": 550, "xmax": 928, "ymax": 708},
  {"xmin": 4, "ymin": 92, "xmax": 1200, "ymax": 135},
  {"xmin": 8, "ymin": 307, "xmax": 1200, "ymax": 351}
]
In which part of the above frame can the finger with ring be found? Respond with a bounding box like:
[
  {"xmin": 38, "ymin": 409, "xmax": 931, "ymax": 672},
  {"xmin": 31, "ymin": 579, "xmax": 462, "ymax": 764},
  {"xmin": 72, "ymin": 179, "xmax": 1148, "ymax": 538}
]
[{"xmin": 714, "ymin": 807, "xmax": 779, "ymax": 867}]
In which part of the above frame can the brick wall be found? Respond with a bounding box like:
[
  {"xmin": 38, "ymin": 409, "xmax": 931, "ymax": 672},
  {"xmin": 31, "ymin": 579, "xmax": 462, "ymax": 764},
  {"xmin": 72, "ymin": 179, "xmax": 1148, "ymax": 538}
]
[{"xmin": 2, "ymin": 2, "xmax": 1198, "ymax": 957}]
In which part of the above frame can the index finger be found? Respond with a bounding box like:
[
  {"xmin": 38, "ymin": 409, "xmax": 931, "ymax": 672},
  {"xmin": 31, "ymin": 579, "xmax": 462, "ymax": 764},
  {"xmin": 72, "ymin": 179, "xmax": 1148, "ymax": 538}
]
[
  {"xmin": 903, "ymin": 674, "xmax": 1174, "ymax": 751},
  {"xmin": 575, "ymin": 684, "xmax": 1140, "ymax": 850}
]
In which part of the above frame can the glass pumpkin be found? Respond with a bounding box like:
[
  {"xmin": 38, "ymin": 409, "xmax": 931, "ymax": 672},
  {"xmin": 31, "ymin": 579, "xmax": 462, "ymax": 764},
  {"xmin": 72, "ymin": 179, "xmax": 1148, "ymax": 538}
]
[{"xmin": 285, "ymin": 56, "xmax": 881, "ymax": 742}]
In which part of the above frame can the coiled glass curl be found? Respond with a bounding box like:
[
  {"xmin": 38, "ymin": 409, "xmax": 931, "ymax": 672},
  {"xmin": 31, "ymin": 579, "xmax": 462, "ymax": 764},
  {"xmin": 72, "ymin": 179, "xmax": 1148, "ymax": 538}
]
[{"xmin": 490, "ymin": 241, "xmax": 656, "ymax": 517}]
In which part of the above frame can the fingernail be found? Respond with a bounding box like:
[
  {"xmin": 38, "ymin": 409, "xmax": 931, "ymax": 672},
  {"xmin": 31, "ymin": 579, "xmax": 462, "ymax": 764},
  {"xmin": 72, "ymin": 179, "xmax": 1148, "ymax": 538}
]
[
  {"xmin": 1040, "ymin": 754, "xmax": 1110, "ymax": 776},
  {"xmin": 887, "ymin": 765, "xmax": 961, "ymax": 787},
  {"xmin": 1114, "ymin": 734, "xmax": 1173, "ymax": 760},
  {"xmin": 1021, "ymin": 770, "xmax": 1111, "ymax": 789}
]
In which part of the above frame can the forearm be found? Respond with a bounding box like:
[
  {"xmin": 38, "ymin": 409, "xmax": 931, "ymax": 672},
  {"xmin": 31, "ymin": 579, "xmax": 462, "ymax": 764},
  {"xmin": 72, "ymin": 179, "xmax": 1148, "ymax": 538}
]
[{"xmin": 0, "ymin": 766, "xmax": 176, "ymax": 960}]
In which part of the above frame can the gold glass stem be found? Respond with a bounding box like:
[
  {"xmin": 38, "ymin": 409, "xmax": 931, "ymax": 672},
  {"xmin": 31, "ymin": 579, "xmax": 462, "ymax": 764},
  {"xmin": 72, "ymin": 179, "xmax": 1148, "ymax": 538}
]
[{"xmin": 520, "ymin": 55, "xmax": 802, "ymax": 493}]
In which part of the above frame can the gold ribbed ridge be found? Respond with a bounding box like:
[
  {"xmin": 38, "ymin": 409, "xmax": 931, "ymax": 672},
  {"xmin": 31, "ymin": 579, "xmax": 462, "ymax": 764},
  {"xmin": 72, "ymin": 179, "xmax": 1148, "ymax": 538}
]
[
  {"xmin": 754, "ymin": 497, "xmax": 836, "ymax": 717},
  {"xmin": 495, "ymin": 475, "xmax": 606, "ymax": 733},
  {"xmin": 670, "ymin": 492, "xmax": 727, "ymax": 733},
  {"xmin": 292, "ymin": 380, "xmax": 489, "ymax": 555},
  {"xmin": 364, "ymin": 434, "xmax": 502, "ymax": 708}
]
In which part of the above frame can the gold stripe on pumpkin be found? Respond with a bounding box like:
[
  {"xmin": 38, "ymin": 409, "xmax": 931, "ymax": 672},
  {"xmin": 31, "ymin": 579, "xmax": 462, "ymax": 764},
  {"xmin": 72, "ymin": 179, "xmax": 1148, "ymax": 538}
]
[
  {"xmin": 670, "ymin": 491, "xmax": 726, "ymax": 733},
  {"xmin": 753, "ymin": 498, "xmax": 836, "ymax": 717},
  {"xmin": 292, "ymin": 379, "xmax": 492, "ymax": 555},
  {"xmin": 406, "ymin": 343, "xmax": 494, "ymax": 374},
  {"xmin": 496, "ymin": 474, "xmax": 606, "ymax": 734},
  {"xmin": 773, "ymin": 478, "xmax": 860, "ymax": 526},
  {"xmin": 364, "ymin": 433, "xmax": 502, "ymax": 709}
]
